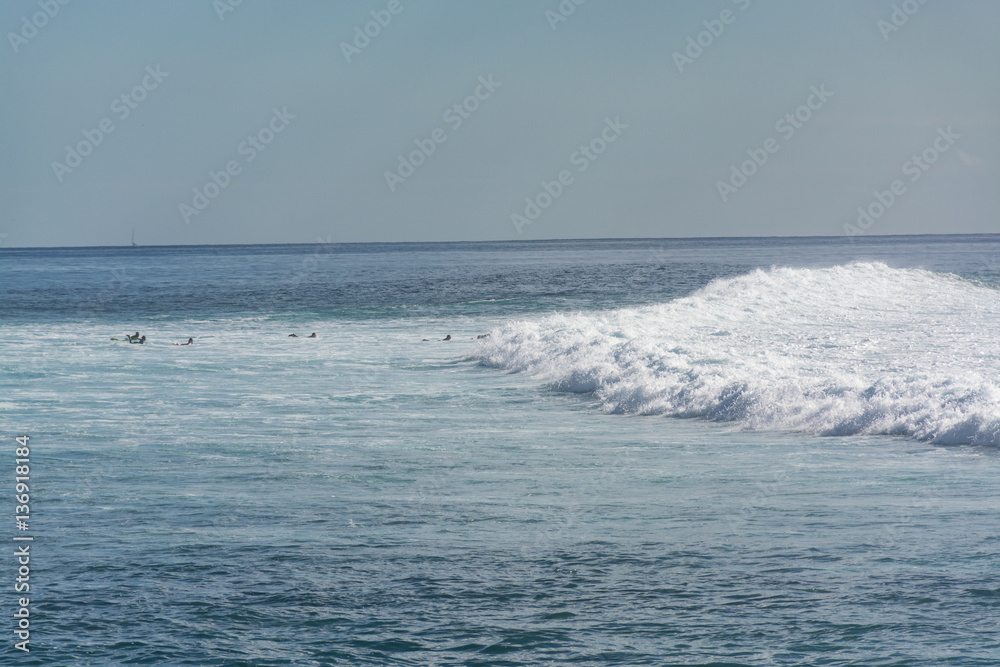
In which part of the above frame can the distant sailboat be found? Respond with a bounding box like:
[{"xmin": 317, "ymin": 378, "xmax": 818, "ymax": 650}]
[{"xmin": 131, "ymin": 228, "xmax": 137, "ymax": 247}]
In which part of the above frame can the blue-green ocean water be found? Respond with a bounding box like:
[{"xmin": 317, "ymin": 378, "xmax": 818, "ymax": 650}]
[{"xmin": 1, "ymin": 235, "xmax": 999, "ymax": 665}]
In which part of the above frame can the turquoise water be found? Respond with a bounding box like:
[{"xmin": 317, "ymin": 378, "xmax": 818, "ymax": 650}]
[{"xmin": 2, "ymin": 236, "xmax": 999, "ymax": 665}]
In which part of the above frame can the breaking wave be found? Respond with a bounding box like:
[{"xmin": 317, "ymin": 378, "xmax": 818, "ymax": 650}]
[{"xmin": 473, "ymin": 263, "xmax": 1000, "ymax": 445}]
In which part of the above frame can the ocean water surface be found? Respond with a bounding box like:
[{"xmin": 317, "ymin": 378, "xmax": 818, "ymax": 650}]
[{"xmin": 1, "ymin": 235, "xmax": 999, "ymax": 665}]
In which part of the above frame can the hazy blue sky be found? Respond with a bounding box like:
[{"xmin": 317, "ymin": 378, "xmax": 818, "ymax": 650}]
[{"xmin": 2, "ymin": 0, "xmax": 997, "ymax": 247}]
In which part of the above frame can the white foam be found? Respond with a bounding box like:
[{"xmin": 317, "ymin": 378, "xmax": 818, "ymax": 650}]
[{"xmin": 472, "ymin": 263, "xmax": 1000, "ymax": 445}]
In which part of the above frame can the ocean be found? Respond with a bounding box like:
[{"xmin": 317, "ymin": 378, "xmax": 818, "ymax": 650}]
[{"xmin": 1, "ymin": 235, "xmax": 999, "ymax": 665}]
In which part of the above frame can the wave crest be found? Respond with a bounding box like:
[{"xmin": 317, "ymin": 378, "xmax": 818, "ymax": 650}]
[{"xmin": 473, "ymin": 263, "xmax": 1000, "ymax": 445}]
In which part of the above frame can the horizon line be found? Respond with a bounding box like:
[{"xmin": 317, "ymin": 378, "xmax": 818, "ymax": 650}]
[{"xmin": 2, "ymin": 231, "xmax": 998, "ymax": 251}]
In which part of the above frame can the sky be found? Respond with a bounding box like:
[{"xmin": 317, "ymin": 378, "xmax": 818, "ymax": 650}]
[{"xmin": 1, "ymin": 0, "xmax": 998, "ymax": 247}]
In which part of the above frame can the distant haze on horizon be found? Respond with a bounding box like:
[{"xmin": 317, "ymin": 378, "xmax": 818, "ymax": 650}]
[{"xmin": 2, "ymin": 0, "xmax": 998, "ymax": 248}]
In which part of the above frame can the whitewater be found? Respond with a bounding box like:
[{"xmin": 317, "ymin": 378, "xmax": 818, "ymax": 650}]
[{"xmin": 474, "ymin": 262, "xmax": 1000, "ymax": 444}]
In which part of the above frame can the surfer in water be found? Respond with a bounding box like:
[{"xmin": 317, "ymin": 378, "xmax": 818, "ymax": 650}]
[
  {"xmin": 288, "ymin": 333, "xmax": 299, "ymax": 337},
  {"xmin": 174, "ymin": 338, "xmax": 194, "ymax": 346},
  {"xmin": 130, "ymin": 335, "xmax": 146, "ymax": 344},
  {"xmin": 307, "ymin": 333, "xmax": 317, "ymax": 338}
]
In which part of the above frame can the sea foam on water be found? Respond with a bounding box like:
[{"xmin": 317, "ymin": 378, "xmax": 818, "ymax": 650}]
[{"xmin": 473, "ymin": 262, "xmax": 1000, "ymax": 445}]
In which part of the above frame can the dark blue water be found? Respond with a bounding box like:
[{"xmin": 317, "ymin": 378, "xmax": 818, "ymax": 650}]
[{"xmin": 3, "ymin": 235, "xmax": 998, "ymax": 321}]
